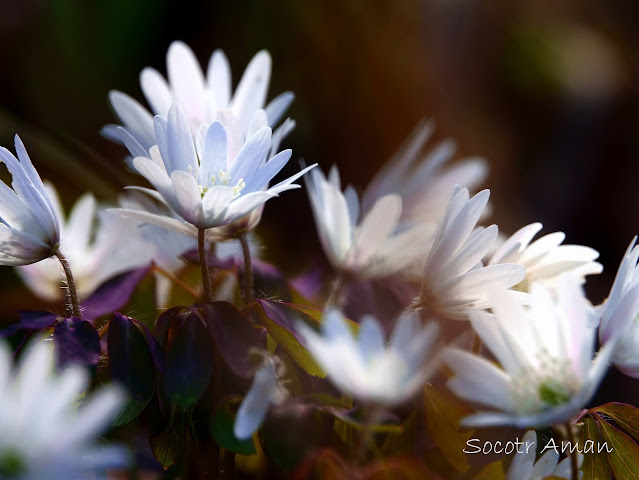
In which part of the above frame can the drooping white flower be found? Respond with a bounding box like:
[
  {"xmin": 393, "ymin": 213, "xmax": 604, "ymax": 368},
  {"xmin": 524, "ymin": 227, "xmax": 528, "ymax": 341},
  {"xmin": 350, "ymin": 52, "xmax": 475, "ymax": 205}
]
[
  {"xmin": 598, "ymin": 236, "xmax": 639, "ymax": 378},
  {"xmin": 506, "ymin": 430, "xmax": 582, "ymax": 480},
  {"xmin": 103, "ymin": 41, "xmax": 294, "ymax": 153},
  {"xmin": 362, "ymin": 120, "xmax": 488, "ymax": 227},
  {"xmin": 298, "ymin": 310, "xmax": 439, "ymax": 406},
  {"xmin": 0, "ymin": 135, "xmax": 60, "ymax": 266},
  {"xmin": 419, "ymin": 187, "xmax": 526, "ymax": 320},
  {"xmin": 110, "ymin": 103, "xmax": 314, "ymax": 234},
  {"xmin": 444, "ymin": 276, "xmax": 613, "ymax": 428},
  {"xmin": 0, "ymin": 340, "xmax": 127, "ymax": 479},
  {"xmin": 234, "ymin": 356, "xmax": 287, "ymax": 440},
  {"xmin": 305, "ymin": 166, "xmax": 432, "ymax": 279},
  {"xmin": 489, "ymin": 222, "xmax": 602, "ymax": 294}
]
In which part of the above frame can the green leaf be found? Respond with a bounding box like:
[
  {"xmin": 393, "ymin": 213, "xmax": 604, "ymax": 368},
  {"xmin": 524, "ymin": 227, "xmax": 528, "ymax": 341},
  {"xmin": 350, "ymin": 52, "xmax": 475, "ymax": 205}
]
[
  {"xmin": 593, "ymin": 412, "xmax": 639, "ymax": 480},
  {"xmin": 107, "ymin": 313, "xmax": 156, "ymax": 426},
  {"xmin": 210, "ymin": 397, "xmax": 256, "ymax": 455},
  {"xmin": 149, "ymin": 416, "xmax": 188, "ymax": 470},
  {"xmin": 593, "ymin": 403, "xmax": 639, "ymax": 443},
  {"xmin": 424, "ymin": 385, "xmax": 474, "ymax": 473},
  {"xmin": 579, "ymin": 416, "xmax": 611, "ymax": 480}
]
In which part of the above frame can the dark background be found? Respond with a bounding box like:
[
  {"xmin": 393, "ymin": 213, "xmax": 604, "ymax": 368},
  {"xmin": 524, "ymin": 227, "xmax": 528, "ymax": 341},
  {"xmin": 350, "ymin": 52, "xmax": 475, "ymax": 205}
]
[{"xmin": 0, "ymin": 0, "xmax": 638, "ymax": 399}]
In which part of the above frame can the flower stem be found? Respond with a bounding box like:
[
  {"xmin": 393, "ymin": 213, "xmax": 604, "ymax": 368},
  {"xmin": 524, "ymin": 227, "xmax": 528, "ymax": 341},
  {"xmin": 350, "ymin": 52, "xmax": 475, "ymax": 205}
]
[
  {"xmin": 198, "ymin": 228, "xmax": 214, "ymax": 302},
  {"xmin": 239, "ymin": 234, "xmax": 254, "ymax": 305},
  {"xmin": 565, "ymin": 422, "xmax": 580, "ymax": 480},
  {"xmin": 151, "ymin": 263, "xmax": 199, "ymax": 299},
  {"xmin": 355, "ymin": 406, "xmax": 377, "ymax": 464},
  {"xmin": 325, "ymin": 272, "xmax": 346, "ymax": 310},
  {"xmin": 54, "ymin": 249, "xmax": 81, "ymax": 318}
]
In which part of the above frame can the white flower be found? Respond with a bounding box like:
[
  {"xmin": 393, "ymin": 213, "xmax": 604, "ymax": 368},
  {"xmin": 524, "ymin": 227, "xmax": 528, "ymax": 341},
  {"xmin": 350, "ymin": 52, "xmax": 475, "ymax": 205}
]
[
  {"xmin": 598, "ymin": 236, "xmax": 639, "ymax": 378},
  {"xmin": 233, "ymin": 356, "xmax": 287, "ymax": 440},
  {"xmin": 362, "ymin": 119, "xmax": 487, "ymax": 227},
  {"xmin": 305, "ymin": 166, "xmax": 431, "ymax": 279},
  {"xmin": 444, "ymin": 275, "xmax": 612, "ymax": 428},
  {"xmin": 506, "ymin": 430, "xmax": 582, "ymax": 480},
  {"xmin": 489, "ymin": 222, "xmax": 602, "ymax": 294},
  {"xmin": 0, "ymin": 135, "xmax": 60, "ymax": 266},
  {"xmin": 110, "ymin": 103, "xmax": 314, "ymax": 233},
  {"xmin": 0, "ymin": 340, "xmax": 127, "ymax": 479},
  {"xmin": 103, "ymin": 41, "xmax": 294, "ymax": 153},
  {"xmin": 298, "ymin": 310, "xmax": 439, "ymax": 406},
  {"xmin": 420, "ymin": 187, "xmax": 526, "ymax": 320}
]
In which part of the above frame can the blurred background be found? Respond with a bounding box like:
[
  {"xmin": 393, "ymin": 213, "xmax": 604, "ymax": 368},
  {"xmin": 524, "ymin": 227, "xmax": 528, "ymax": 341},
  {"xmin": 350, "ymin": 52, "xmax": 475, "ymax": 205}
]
[{"xmin": 0, "ymin": 0, "xmax": 638, "ymax": 397}]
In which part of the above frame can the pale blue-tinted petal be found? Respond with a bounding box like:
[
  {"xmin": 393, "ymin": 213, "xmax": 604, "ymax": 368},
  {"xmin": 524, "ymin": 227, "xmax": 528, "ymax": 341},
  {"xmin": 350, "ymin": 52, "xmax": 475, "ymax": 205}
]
[
  {"xmin": 199, "ymin": 121, "xmax": 228, "ymax": 186},
  {"xmin": 108, "ymin": 90, "xmax": 155, "ymax": 149},
  {"xmin": 343, "ymin": 185, "xmax": 360, "ymax": 227},
  {"xmin": 230, "ymin": 50, "xmax": 271, "ymax": 132},
  {"xmin": 201, "ymin": 186, "xmax": 234, "ymax": 225},
  {"xmin": 358, "ymin": 316, "xmax": 385, "ymax": 362},
  {"xmin": 234, "ymin": 362, "xmax": 280, "ymax": 440},
  {"xmin": 243, "ymin": 149, "xmax": 292, "ymax": 192},
  {"xmin": 108, "ymin": 208, "xmax": 198, "ymax": 238},
  {"xmin": 223, "ymin": 191, "xmax": 276, "ymax": 224},
  {"xmin": 206, "ymin": 49, "xmax": 231, "ymax": 111},
  {"xmin": 270, "ymin": 118, "xmax": 295, "ymax": 157},
  {"xmin": 247, "ymin": 110, "xmax": 268, "ymax": 138},
  {"xmin": 171, "ymin": 170, "xmax": 204, "ymax": 225},
  {"xmin": 265, "ymin": 92, "xmax": 294, "ymax": 126},
  {"xmin": 140, "ymin": 67, "xmax": 172, "ymax": 115},
  {"xmin": 166, "ymin": 103, "xmax": 199, "ymax": 175},
  {"xmin": 228, "ymin": 126, "xmax": 272, "ymax": 182},
  {"xmin": 167, "ymin": 41, "xmax": 208, "ymax": 123},
  {"xmin": 116, "ymin": 127, "xmax": 150, "ymax": 159},
  {"xmin": 131, "ymin": 157, "xmax": 175, "ymax": 205}
]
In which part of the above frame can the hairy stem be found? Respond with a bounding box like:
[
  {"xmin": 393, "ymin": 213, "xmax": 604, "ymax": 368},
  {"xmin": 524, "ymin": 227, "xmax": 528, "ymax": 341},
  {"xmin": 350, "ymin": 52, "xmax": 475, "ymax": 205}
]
[
  {"xmin": 54, "ymin": 249, "xmax": 81, "ymax": 318},
  {"xmin": 355, "ymin": 406, "xmax": 377, "ymax": 465},
  {"xmin": 565, "ymin": 422, "xmax": 580, "ymax": 480},
  {"xmin": 198, "ymin": 228, "xmax": 214, "ymax": 302},
  {"xmin": 239, "ymin": 234, "xmax": 254, "ymax": 305}
]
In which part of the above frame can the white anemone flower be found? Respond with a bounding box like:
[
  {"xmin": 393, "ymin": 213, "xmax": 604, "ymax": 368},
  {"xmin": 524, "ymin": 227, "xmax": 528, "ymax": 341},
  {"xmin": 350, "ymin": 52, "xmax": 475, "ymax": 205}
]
[
  {"xmin": 110, "ymin": 103, "xmax": 314, "ymax": 235},
  {"xmin": 298, "ymin": 310, "xmax": 439, "ymax": 406},
  {"xmin": 305, "ymin": 166, "xmax": 431, "ymax": 279},
  {"xmin": 506, "ymin": 430, "xmax": 582, "ymax": 480},
  {"xmin": 489, "ymin": 222, "xmax": 602, "ymax": 294},
  {"xmin": 234, "ymin": 356, "xmax": 288, "ymax": 440},
  {"xmin": 598, "ymin": 236, "xmax": 639, "ymax": 378},
  {"xmin": 0, "ymin": 340, "xmax": 127, "ymax": 479},
  {"xmin": 103, "ymin": 41, "xmax": 294, "ymax": 152},
  {"xmin": 362, "ymin": 120, "xmax": 487, "ymax": 227},
  {"xmin": 419, "ymin": 188, "xmax": 526, "ymax": 320},
  {"xmin": 444, "ymin": 276, "xmax": 614, "ymax": 428},
  {"xmin": 0, "ymin": 135, "xmax": 60, "ymax": 266}
]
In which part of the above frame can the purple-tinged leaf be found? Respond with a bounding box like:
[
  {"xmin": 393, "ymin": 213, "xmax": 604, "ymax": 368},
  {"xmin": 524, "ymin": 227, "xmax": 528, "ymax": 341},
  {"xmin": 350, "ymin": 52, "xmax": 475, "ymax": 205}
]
[
  {"xmin": 580, "ymin": 415, "xmax": 611, "ymax": 480},
  {"xmin": 198, "ymin": 301, "xmax": 265, "ymax": 378},
  {"xmin": 154, "ymin": 306, "xmax": 187, "ymax": 346},
  {"xmin": 54, "ymin": 317, "xmax": 100, "ymax": 368},
  {"xmin": 108, "ymin": 313, "xmax": 157, "ymax": 426},
  {"xmin": 150, "ymin": 415, "xmax": 188, "ymax": 470},
  {"xmin": 593, "ymin": 403, "xmax": 639, "ymax": 443},
  {"xmin": 162, "ymin": 308, "xmax": 214, "ymax": 410},
  {"xmin": 592, "ymin": 412, "xmax": 639, "ymax": 480},
  {"xmin": 82, "ymin": 266, "xmax": 151, "ymax": 322},
  {"xmin": 0, "ymin": 311, "xmax": 58, "ymax": 337},
  {"xmin": 289, "ymin": 266, "xmax": 324, "ymax": 301}
]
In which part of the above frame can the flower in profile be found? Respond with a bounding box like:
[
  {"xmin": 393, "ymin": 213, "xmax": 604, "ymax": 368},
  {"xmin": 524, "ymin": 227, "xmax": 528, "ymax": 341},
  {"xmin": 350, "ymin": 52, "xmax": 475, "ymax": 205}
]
[
  {"xmin": 444, "ymin": 275, "xmax": 612, "ymax": 428},
  {"xmin": 234, "ymin": 355, "xmax": 288, "ymax": 440},
  {"xmin": 297, "ymin": 310, "xmax": 439, "ymax": 406},
  {"xmin": 110, "ymin": 103, "xmax": 314, "ymax": 234},
  {"xmin": 489, "ymin": 222, "xmax": 602, "ymax": 294},
  {"xmin": 0, "ymin": 340, "xmax": 127, "ymax": 479},
  {"xmin": 305, "ymin": 165, "xmax": 431, "ymax": 280},
  {"xmin": 419, "ymin": 187, "xmax": 525, "ymax": 320},
  {"xmin": 598, "ymin": 236, "xmax": 639, "ymax": 378},
  {"xmin": 103, "ymin": 41, "xmax": 294, "ymax": 153},
  {"xmin": 0, "ymin": 135, "xmax": 60, "ymax": 266},
  {"xmin": 361, "ymin": 119, "xmax": 488, "ymax": 227},
  {"xmin": 506, "ymin": 430, "xmax": 582, "ymax": 480}
]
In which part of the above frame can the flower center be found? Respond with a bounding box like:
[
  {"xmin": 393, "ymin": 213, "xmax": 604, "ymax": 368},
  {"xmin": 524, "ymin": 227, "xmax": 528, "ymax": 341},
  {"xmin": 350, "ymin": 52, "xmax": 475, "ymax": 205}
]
[{"xmin": 197, "ymin": 170, "xmax": 246, "ymax": 199}]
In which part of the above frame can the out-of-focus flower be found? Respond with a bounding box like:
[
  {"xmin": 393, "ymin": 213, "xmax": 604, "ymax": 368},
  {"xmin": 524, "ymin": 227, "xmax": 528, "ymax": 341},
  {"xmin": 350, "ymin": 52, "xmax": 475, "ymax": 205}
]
[
  {"xmin": 234, "ymin": 355, "xmax": 287, "ymax": 440},
  {"xmin": 0, "ymin": 340, "xmax": 127, "ymax": 479},
  {"xmin": 305, "ymin": 166, "xmax": 431, "ymax": 280},
  {"xmin": 506, "ymin": 430, "xmax": 582, "ymax": 480},
  {"xmin": 298, "ymin": 310, "xmax": 439, "ymax": 406},
  {"xmin": 598, "ymin": 237, "xmax": 639, "ymax": 378},
  {"xmin": 419, "ymin": 188, "xmax": 525, "ymax": 320},
  {"xmin": 110, "ymin": 103, "xmax": 314, "ymax": 234},
  {"xmin": 103, "ymin": 41, "xmax": 294, "ymax": 152},
  {"xmin": 362, "ymin": 120, "xmax": 487, "ymax": 227},
  {"xmin": 0, "ymin": 135, "xmax": 60, "ymax": 266},
  {"xmin": 444, "ymin": 276, "xmax": 612, "ymax": 428},
  {"xmin": 489, "ymin": 222, "xmax": 602, "ymax": 294}
]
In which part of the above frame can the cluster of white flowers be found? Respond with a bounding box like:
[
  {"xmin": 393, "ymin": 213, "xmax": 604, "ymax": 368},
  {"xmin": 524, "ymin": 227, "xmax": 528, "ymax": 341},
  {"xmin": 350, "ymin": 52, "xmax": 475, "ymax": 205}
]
[{"xmin": 1, "ymin": 38, "xmax": 639, "ymax": 478}]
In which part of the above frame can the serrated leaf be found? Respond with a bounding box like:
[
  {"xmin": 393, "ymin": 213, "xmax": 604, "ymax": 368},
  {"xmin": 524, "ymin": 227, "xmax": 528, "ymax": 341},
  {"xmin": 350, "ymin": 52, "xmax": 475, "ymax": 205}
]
[
  {"xmin": 53, "ymin": 317, "xmax": 100, "ymax": 368},
  {"xmin": 107, "ymin": 313, "xmax": 156, "ymax": 426},
  {"xmin": 580, "ymin": 416, "xmax": 611, "ymax": 480},
  {"xmin": 593, "ymin": 412, "xmax": 639, "ymax": 480},
  {"xmin": 424, "ymin": 385, "xmax": 474, "ymax": 473},
  {"xmin": 210, "ymin": 397, "xmax": 256, "ymax": 455},
  {"xmin": 593, "ymin": 403, "xmax": 639, "ymax": 443}
]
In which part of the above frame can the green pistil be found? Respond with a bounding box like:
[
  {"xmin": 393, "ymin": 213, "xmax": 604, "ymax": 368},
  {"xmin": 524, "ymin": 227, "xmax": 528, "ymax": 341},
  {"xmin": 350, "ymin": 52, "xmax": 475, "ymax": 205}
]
[
  {"xmin": 0, "ymin": 450, "xmax": 26, "ymax": 477},
  {"xmin": 539, "ymin": 381, "xmax": 570, "ymax": 407}
]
